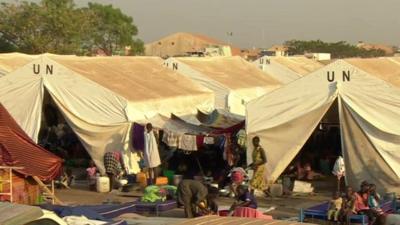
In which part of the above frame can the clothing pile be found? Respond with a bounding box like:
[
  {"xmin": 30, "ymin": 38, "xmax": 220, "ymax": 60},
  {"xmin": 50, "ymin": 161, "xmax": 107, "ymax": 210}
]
[{"xmin": 141, "ymin": 185, "xmax": 177, "ymax": 203}]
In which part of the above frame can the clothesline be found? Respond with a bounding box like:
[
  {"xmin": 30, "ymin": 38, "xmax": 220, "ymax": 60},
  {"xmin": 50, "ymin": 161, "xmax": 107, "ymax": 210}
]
[{"xmin": 132, "ymin": 113, "xmax": 245, "ymax": 153}]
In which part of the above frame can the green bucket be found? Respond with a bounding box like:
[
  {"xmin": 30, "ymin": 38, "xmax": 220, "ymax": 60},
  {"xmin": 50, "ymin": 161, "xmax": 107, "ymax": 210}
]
[{"xmin": 163, "ymin": 170, "xmax": 175, "ymax": 185}]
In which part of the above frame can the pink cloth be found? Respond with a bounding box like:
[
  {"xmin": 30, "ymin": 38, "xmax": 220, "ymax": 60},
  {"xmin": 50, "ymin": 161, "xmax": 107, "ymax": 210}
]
[
  {"xmin": 355, "ymin": 192, "xmax": 370, "ymax": 212},
  {"xmin": 232, "ymin": 207, "xmax": 273, "ymax": 220},
  {"xmin": 113, "ymin": 151, "xmax": 121, "ymax": 162},
  {"xmin": 86, "ymin": 167, "xmax": 97, "ymax": 177}
]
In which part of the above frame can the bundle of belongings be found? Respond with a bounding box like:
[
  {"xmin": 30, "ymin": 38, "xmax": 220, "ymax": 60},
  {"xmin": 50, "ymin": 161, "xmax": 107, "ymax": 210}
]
[{"xmin": 141, "ymin": 185, "xmax": 177, "ymax": 203}]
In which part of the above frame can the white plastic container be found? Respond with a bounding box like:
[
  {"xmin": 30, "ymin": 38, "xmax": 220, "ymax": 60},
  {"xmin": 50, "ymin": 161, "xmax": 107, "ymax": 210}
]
[
  {"xmin": 96, "ymin": 176, "xmax": 110, "ymax": 193},
  {"xmin": 118, "ymin": 179, "xmax": 128, "ymax": 186}
]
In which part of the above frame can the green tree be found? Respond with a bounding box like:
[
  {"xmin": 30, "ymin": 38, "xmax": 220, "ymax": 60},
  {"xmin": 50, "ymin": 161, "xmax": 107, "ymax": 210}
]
[
  {"xmin": 0, "ymin": 35, "xmax": 16, "ymax": 53},
  {"xmin": 0, "ymin": 0, "xmax": 144, "ymax": 55},
  {"xmin": 86, "ymin": 3, "xmax": 141, "ymax": 56},
  {"xmin": 129, "ymin": 39, "xmax": 145, "ymax": 56},
  {"xmin": 284, "ymin": 40, "xmax": 386, "ymax": 58}
]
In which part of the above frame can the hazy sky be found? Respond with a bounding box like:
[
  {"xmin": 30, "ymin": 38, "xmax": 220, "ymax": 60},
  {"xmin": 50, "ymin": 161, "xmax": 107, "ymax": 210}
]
[{"xmin": 6, "ymin": 0, "xmax": 400, "ymax": 48}]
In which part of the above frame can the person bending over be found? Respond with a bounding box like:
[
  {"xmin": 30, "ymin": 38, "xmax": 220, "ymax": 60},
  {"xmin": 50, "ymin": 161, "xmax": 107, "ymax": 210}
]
[{"xmin": 177, "ymin": 179, "xmax": 218, "ymax": 218}]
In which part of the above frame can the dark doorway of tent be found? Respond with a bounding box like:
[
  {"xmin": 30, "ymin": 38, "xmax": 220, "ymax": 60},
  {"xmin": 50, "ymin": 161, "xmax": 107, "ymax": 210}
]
[
  {"xmin": 38, "ymin": 89, "xmax": 90, "ymax": 187},
  {"xmin": 281, "ymin": 99, "xmax": 343, "ymax": 194}
]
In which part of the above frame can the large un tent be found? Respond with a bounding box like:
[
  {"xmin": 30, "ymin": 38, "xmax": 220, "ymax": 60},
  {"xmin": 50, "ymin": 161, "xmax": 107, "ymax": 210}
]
[
  {"xmin": 0, "ymin": 53, "xmax": 38, "ymax": 77},
  {"xmin": 164, "ymin": 56, "xmax": 281, "ymax": 115},
  {"xmin": 253, "ymin": 56, "xmax": 324, "ymax": 84},
  {"xmin": 0, "ymin": 54, "xmax": 214, "ymax": 173},
  {"xmin": 247, "ymin": 58, "xmax": 400, "ymax": 194}
]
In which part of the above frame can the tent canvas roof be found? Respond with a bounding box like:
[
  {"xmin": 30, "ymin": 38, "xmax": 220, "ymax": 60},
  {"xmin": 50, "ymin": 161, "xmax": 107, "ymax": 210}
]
[
  {"xmin": 51, "ymin": 56, "xmax": 213, "ymax": 102},
  {"xmin": 271, "ymin": 56, "xmax": 324, "ymax": 76},
  {"xmin": 0, "ymin": 203, "xmax": 43, "ymax": 225},
  {"xmin": 174, "ymin": 56, "xmax": 280, "ymax": 90},
  {"xmin": 0, "ymin": 104, "xmax": 62, "ymax": 181},
  {"xmin": 345, "ymin": 57, "xmax": 400, "ymax": 87},
  {"xmin": 247, "ymin": 59, "xmax": 400, "ymax": 194},
  {"xmin": 0, "ymin": 54, "xmax": 214, "ymax": 173},
  {"xmin": 0, "ymin": 53, "xmax": 38, "ymax": 75}
]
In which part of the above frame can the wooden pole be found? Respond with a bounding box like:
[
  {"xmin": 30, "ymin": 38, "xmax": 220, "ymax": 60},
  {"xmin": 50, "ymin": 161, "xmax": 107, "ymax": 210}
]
[
  {"xmin": 9, "ymin": 167, "xmax": 12, "ymax": 203},
  {"xmin": 32, "ymin": 176, "xmax": 63, "ymax": 205}
]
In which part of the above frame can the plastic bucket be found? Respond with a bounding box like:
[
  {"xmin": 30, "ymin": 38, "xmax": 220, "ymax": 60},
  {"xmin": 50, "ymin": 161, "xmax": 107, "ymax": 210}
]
[{"xmin": 163, "ymin": 170, "xmax": 175, "ymax": 184}]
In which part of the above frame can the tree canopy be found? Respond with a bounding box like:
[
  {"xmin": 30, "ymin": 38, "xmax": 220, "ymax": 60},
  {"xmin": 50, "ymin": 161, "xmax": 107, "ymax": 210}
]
[
  {"xmin": 284, "ymin": 40, "xmax": 386, "ymax": 58},
  {"xmin": 0, "ymin": 0, "xmax": 144, "ymax": 55}
]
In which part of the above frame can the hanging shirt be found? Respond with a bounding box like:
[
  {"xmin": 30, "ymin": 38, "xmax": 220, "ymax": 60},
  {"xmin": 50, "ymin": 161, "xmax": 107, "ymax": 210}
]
[
  {"xmin": 122, "ymin": 151, "xmax": 141, "ymax": 174},
  {"xmin": 203, "ymin": 136, "xmax": 215, "ymax": 145},
  {"xmin": 132, "ymin": 123, "xmax": 145, "ymax": 151},
  {"xmin": 162, "ymin": 131, "xmax": 179, "ymax": 148},
  {"xmin": 236, "ymin": 129, "xmax": 247, "ymax": 148},
  {"xmin": 179, "ymin": 134, "xmax": 198, "ymax": 151},
  {"xmin": 332, "ymin": 156, "xmax": 345, "ymax": 177}
]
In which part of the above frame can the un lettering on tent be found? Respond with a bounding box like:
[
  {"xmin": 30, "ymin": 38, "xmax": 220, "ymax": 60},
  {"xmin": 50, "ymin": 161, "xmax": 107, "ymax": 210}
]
[
  {"xmin": 246, "ymin": 59, "xmax": 400, "ymax": 194},
  {"xmin": 0, "ymin": 55, "xmax": 216, "ymax": 174}
]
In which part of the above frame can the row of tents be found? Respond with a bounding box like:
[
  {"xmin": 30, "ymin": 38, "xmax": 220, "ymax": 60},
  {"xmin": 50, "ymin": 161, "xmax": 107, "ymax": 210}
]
[{"xmin": 0, "ymin": 53, "xmax": 399, "ymax": 194}]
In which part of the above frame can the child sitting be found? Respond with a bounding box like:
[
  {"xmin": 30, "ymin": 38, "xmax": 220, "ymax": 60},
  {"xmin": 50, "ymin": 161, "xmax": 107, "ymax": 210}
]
[
  {"xmin": 368, "ymin": 184, "xmax": 385, "ymax": 225},
  {"xmin": 327, "ymin": 191, "xmax": 342, "ymax": 222},
  {"xmin": 339, "ymin": 186, "xmax": 356, "ymax": 225},
  {"xmin": 229, "ymin": 185, "xmax": 257, "ymax": 215},
  {"xmin": 86, "ymin": 161, "xmax": 97, "ymax": 191},
  {"xmin": 368, "ymin": 184, "xmax": 383, "ymax": 214}
]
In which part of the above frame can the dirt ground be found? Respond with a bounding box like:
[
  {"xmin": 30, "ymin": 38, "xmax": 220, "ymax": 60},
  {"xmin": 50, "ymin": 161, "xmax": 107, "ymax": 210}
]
[{"xmin": 56, "ymin": 179, "xmax": 334, "ymax": 221}]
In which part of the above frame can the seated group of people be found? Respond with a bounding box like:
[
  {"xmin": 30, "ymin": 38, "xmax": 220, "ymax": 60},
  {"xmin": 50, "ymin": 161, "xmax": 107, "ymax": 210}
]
[{"xmin": 327, "ymin": 181, "xmax": 386, "ymax": 225}]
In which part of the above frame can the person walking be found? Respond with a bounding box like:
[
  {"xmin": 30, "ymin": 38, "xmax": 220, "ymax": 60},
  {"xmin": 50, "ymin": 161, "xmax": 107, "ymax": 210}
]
[{"xmin": 249, "ymin": 136, "xmax": 267, "ymax": 194}]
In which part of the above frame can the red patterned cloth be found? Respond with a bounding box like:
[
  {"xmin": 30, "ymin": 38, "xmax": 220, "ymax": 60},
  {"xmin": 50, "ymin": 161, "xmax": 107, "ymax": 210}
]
[
  {"xmin": 0, "ymin": 104, "xmax": 62, "ymax": 181},
  {"xmin": 233, "ymin": 207, "xmax": 273, "ymax": 220}
]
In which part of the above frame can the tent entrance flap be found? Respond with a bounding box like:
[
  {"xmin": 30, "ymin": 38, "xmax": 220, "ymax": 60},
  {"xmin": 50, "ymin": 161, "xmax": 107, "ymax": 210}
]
[
  {"xmin": 280, "ymin": 100, "xmax": 342, "ymax": 183},
  {"xmin": 38, "ymin": 88, "xmax": 91, "ymax": 167},
  {"xmin": 340, "ymin": 101, "xmax": 400, "ymax": 194},
  {"xmin": 249, "ymin": 99, "xmax": 335, "ymax": 183}
]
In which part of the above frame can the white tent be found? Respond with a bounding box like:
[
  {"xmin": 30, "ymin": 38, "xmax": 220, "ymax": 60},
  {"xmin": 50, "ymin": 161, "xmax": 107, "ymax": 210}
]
[
  {"xmin": 247, "ymin": 59, "xmax": 400, "ymax": 194},
  {"xmin": 0, "ymin": 54, "xmax": 214, "ymax": 173},
  {"xmin": 253, "ymin": 56, "xmax": 324, "ymax": 84},
  {"xmin": 0, "ymin": 53, "xmax": 38, "ymax": 77},
  {"xmin": 164, "ymin": 56, "xmax": 281, "ymax": 115}
]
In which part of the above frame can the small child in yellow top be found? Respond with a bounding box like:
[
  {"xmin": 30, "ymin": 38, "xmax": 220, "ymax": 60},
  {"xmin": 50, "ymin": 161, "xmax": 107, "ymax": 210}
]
[{"xmin": 327, "ymin": 191, "xmax": 342, "ymax": 222}]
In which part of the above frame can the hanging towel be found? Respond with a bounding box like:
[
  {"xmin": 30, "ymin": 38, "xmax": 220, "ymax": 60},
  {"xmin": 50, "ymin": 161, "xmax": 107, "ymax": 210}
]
[
  {"xmin": 132, "ymin": 123, "xmax": 145, "ymax": 151},
  {"xmin": 162, "ymin": 131, "xmax": 179, "ymax": 148},
  {"xmin": 203, "ymin": 136, "xmax": 215, "ymax": 145},
  {"xmin": 178, "ymin": 134, "xmax": 198, "ymax": 151},
  {"xmin": 144, "ymin": 131, "xmax": 161, "ymax": 168},
  {"xmin": 236, "ymin": 129, "xmax": 247, "ymax": 148},
  {"xmin": 122, "ymin": 151, "xmax": 141, "ymax": 174}
]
